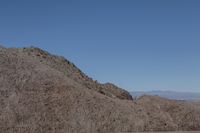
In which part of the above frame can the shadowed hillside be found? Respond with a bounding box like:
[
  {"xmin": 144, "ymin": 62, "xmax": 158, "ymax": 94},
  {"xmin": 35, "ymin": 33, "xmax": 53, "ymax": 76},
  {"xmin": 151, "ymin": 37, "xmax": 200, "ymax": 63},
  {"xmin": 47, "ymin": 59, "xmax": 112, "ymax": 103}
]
[{"xmin": 0, "ymin": 46, "xmax": 200, "ymax": 133}]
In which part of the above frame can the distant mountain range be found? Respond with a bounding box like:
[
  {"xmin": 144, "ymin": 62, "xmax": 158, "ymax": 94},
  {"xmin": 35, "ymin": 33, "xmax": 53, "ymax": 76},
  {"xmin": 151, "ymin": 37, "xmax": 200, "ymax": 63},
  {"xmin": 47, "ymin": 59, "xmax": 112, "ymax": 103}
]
[{"xmin": 131, "ymin": 90, "xmax": 200, "ymax": 101}]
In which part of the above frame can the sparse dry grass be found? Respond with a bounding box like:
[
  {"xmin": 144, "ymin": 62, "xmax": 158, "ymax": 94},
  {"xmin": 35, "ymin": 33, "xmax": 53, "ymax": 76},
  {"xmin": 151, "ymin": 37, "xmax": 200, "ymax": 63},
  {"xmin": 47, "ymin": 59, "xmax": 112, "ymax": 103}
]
[{"xmin": 0, "ymin": 46, "xmax": 200, "ymax": 133}]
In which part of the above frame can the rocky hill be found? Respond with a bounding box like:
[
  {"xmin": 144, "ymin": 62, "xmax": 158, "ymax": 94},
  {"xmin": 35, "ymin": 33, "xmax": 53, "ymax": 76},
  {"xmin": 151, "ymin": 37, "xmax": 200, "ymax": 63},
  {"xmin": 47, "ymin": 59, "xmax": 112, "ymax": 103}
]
[
  {"xmin": 21, "ymin": 47, "xmax": 133, "ymax": 101},
  {"xmin": 0, "ymin": 46, "xmax": 200, "ymax": 133}
]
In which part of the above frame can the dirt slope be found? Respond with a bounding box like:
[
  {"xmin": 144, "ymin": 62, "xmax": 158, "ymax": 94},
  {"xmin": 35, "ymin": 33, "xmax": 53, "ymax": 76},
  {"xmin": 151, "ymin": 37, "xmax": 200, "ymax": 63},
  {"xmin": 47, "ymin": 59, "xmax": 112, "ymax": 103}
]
[{"xmin": 0, "ymin": 46, "xmax": 200, "ymax": 133}]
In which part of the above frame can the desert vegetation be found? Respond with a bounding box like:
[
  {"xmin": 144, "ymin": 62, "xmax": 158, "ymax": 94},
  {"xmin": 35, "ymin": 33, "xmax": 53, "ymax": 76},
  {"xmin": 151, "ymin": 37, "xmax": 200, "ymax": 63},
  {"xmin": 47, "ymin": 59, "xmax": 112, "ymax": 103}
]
[{"xmin": 0, "ymin": 46, "xmax": 200, "ymax": 133}]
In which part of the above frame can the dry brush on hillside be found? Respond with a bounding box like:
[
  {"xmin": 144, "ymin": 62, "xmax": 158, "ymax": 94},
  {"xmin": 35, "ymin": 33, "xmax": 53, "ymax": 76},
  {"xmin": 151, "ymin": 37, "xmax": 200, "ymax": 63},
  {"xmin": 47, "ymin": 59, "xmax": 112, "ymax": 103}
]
[{"xmin": 0, "ymin": 46, "xmax": 200, "ymax": 133}]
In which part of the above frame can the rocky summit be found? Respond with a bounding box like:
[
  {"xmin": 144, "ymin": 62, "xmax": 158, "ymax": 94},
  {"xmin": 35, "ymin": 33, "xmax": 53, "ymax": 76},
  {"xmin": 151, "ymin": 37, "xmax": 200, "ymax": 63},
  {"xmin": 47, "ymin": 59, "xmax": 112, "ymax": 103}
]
[{"xmin": 0, "ymin": 46, "xmax": 200, "ymax": 133}]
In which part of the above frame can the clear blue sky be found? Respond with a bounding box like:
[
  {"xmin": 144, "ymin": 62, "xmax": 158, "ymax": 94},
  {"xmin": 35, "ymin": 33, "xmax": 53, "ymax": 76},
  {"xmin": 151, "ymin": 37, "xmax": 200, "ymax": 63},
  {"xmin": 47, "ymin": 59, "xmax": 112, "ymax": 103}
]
[{"xmin": 0, "ymin": 0, "xmax": 200, "ymax": 92}]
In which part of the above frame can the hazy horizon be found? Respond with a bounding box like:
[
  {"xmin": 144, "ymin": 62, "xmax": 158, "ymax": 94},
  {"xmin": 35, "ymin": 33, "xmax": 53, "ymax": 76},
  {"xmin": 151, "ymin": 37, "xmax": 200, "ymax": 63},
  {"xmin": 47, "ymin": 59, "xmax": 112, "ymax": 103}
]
[
  {"xmin": 1, "ymin": 0, "xmax": 200, "ymax": 92},
  {"xmin": 132, "ymin": 89, "xmax": 200, "ymax": 93}
]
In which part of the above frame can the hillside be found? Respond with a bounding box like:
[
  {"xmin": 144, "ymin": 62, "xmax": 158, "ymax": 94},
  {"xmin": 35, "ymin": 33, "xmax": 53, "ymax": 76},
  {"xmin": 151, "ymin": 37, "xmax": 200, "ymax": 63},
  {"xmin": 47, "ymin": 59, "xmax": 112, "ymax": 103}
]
[
  {"xmin": 0, "ymin": 46, "xmax": 200, "ymax": 133},
  {"xmin": 21, "ymin": 47, "xmax": 133, "ymax": 101}
]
